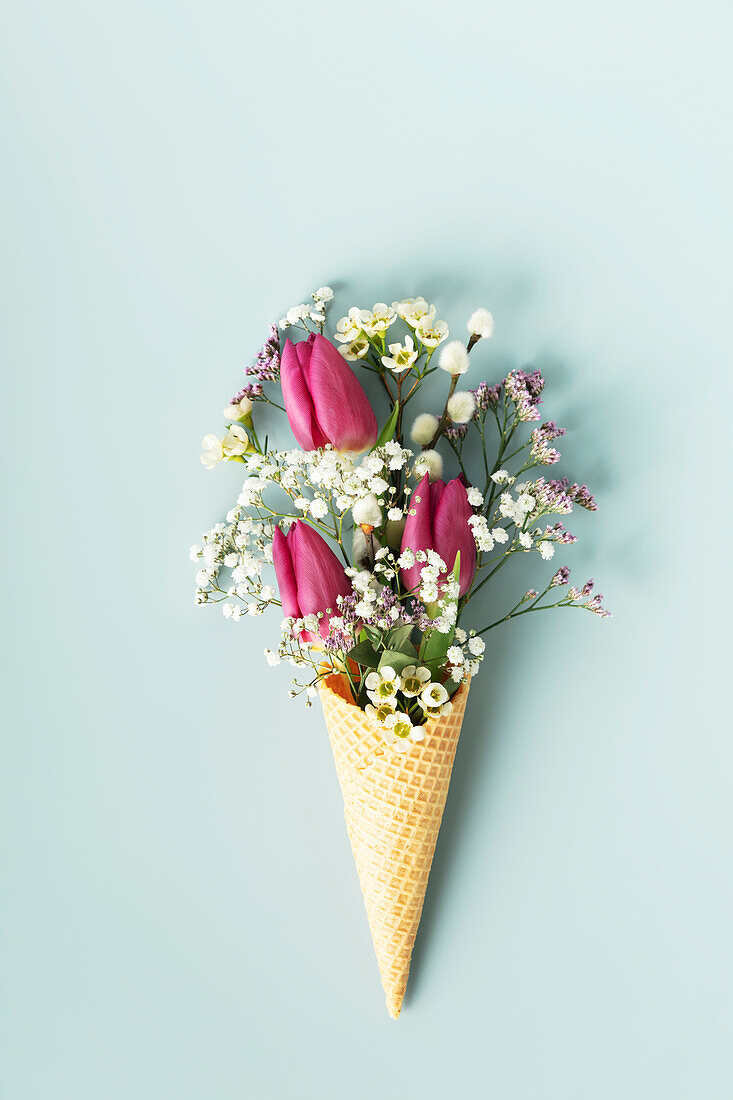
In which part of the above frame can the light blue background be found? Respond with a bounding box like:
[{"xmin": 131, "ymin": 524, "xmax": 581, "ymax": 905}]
[{"xmin": 2, "ymin": 2, "xmax": 732, "ymax": 1097}]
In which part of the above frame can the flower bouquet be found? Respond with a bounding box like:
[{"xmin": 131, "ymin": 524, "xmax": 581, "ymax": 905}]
[{"xmin": 192, "ymin": 288, "xmax": 609, "ymax": 1017}]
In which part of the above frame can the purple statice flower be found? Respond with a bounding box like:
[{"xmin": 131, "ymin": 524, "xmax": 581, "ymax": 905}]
[
  {"xmin": 505, "ymin": 369, "xmax": 544, "ymax": 421},
  {"xmin": 445, "ymin": 423, "xmax": 468, "ymax": 442},
  {"xmin": 581, "ymin": 579, "xmax": 594, "ymax": 597},
  {"xmin": 550, "ymin": 566, "xmax": 571, "ymax": 587},
  {"xmin": 584, "ymin": 593, "xmax": 611, "ymax": 617},
  {"xmin": 530, "ymin": 420, "xmax": 565, "ymax": 465},
  {"xmin": 231, "ymin": 382, "xmax": 264, "ymax": 403},
  {"xmin": 540, "ymin": 522, "xmax": 578, "ymax": 545},
  {"xmin": 531, "ymin": 477, "xmax": 574, "ymax": 516},
  {"xmin": 245, "ymin": 324, "xmax": 281, "ymax": 382},
  {"xmin": 546, "ymin": 476, "xmax": 597, "ymax": 511},
  {"xmin": 472, "ymin": 380, "xmax": 502, "ymax": 413}
]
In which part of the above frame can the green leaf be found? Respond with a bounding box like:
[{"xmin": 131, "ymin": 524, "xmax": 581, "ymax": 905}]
[
  {"xmin": 372, "ymin": 401, "xmax": 400, "ymax": 450},
  {"xmin": 385, "ymin": 623, "xmax": 416, "ymax": 654},
  {"xmin": 377, "ymin": 650, "xmax": 417, "ymax": 676},
  {"xmin": 347, "ymin": 641, "xmax": 379, "ymax": 668}
]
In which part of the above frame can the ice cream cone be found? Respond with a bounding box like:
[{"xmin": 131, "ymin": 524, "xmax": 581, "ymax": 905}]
[{"xmin": 319, "ymin": 672, "xmax": 470, "ymax": 1018}]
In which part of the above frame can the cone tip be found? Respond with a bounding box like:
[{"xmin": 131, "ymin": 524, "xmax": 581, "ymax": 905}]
[{"xmin": 387, "ymin": 994, "xmax": 403, "ymax": 1019}]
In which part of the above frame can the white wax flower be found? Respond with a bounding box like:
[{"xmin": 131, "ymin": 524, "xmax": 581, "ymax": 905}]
[
  {"xmin": 222, "ymin": 424, "xmax": 249, "ymax": 457},
  {"xmin": 313, "ymin": 286, "xmax": 334, "ymax": 301},
  {"xmin": 467, "ymin": 308, "xmax": 495, "ymax": 338},
  {"xmin": 446, "ymin": 391, "xmax": 476, "ymax": 423},
  {"xmin": 200, "ymin": 433, "xmax": 224, "ymax": 469},
  {"xmin": 413, "ymin": 449, "xmax": 443, "ymax": 481},
  {"xmin": 223, "ymin": 395, "xmax": 254, "ymax": 421},
  {"xmin": 410, "ymin": 413, "xmax": 439, "ymax": 445},
  {"xmin": 438, "ymin": 340, "xmax": 469, "ymax": 375},
  {"xmin": 352, "ymin": 493, "xmax": 383, "ymax": 527}
]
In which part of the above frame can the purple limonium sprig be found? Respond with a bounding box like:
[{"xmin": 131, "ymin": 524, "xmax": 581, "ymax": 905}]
[
  {"xmin": 245, "ymin": 323, "xmax": 281, "ymax": 382},
  {"xmin": 505, "ymin": 369, "xmax": 545, "ymax": 421},
  {"xmin": 550, "ymin": 566, "xmax": 571, "ymax": 587},
  {"xmin": 530, "ymin": 420, "xmax": 566, "ymax": 465},
  {"xmin": 472, "ymin": 380, "xmax": 502, "ymax": 413},
  {"xmin": 546, "ymin": 476, "xmax": 597, "ymax": 511},
  {"xmin": 231, "ymin": 381, "xmax": 265, "ymax": 403}
]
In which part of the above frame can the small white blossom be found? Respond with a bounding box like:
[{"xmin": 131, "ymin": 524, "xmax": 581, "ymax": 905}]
[
  {"xmin": 264, "ymin": 648, "xmax": 281, "ymax": 666},
  {"xmin": 446, "ymin": 647, "xmax": 464, "ymax": 667},
  {"xmin": 416, "ymin": 315, "xmax": 449, "ymax": 348},
  {"xmin": 539, "ymin": 541, "xmax": 555, "ymax": 560},
  {"xmin": 381, "ymin": 335, "xmax": 418, "ymax": 374},
  {"xmin": 313, "ymin": 286, "xmax": 334, "ymax": 302},
  {"xmin": 468, "ymin": 636, "xmax": 485, "ymax": 656},
  {"xmin": 519, "ymin": 531, "xmax": 533, "ymax": 549},
  {"xmin": 392, "ymin": 297, "xmax": 432, "ymax": 327},
  {"xmin": 491, "ymin": 469, "xmax": 509, "ymax": 484},
  {"xmin": 309, "ymin": 497, "xmax": 329, "ymax": 520},
  {"xmin": 200, "ymin": 434, "xmax": 224, "ymax": 469},
  {"xmin": 466, "ymin": 487, "xmax": 484, "ymax": 507},
  {"xmin": 223, "ymin": 396, "xmax": 254, "ymax": 422}
]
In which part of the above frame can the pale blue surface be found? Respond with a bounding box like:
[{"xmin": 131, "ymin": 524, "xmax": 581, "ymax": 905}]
[{"xmin": 2, "ymin": 2, "xmax": 732, "ymax": 1097}]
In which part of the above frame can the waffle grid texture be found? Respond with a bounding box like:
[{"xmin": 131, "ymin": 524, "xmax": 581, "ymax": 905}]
[{"xmin": 319, "ymin": 673, "xmax": 470, "ymax": 1018}]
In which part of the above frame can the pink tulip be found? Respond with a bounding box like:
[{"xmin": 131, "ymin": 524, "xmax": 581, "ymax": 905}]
[
  {"xmin": 400, "ymin": 473, "xmax": 477, "ymax": 597},
  {"xmin": 280, "ymin": 333, "xmax": 378, "ymax": 453},
  {"xmin": 272, "ymin": 521, "xmax": 352, "ymax": 641}
]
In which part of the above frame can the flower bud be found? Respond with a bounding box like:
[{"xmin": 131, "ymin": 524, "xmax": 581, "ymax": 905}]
[
  {"xmin": 447, "ymin": 391, "xmax": 476, "ymax": 424},
  {"xmin": 466, "ymin": 309, "xmax": 494, "ymax": 339},
  {"xmin": 438, "ymin": 340, "xmax": 470, "ymax": 376},
  {"xmin": 410, "ymin": 413, "xmax": 439, "ymax": 446}
]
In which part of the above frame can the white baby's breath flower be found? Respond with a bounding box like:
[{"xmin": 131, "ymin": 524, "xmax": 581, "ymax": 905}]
[
  {"xmin": 539, "ymin": 541, "xmax": 555, "ymax": 560},
  {"xmin": 468, "ymin": 636, "xmax": 485, "ymax": 656},
  {"xmin": 438, "ymin": 340, "xmax": 469, "ymax": 375},
  {"xmin": 264, "ymin": 648, "xmax": 281, "ymax": 666},
  {"xmin": 518, "ymin": 531, "xmax": 533, "ymax": 549},
  {"xmin": 447, "ymin": 390, "xmax": 476, "ymax": 423},
  {"xmin": 293, "ymin": 496, "xmax": 310, "ymax": 512},
  {"xmin": 446, "ymin": 646, "xmax": 464, "ymax": 667},
  {"xmin": 381, "ymin": 335, "xmax": 418, "ymax": 374},
  {"xmin": 466, "ymin": 486, "xmax": 483, "ymax": 507},
  {"xmin": 189, "ymin": 544, "xmax": 202, "ymax": 560},
  {"xmin": 313, "ymin": 286, "xmax": 334, "ymax": 302},
  {"xmin": 286, "ymin": 305, "xmax": 308, "ymax": 325},
  {"xmin": 387, "ymin": 507, "xmax": 403, "ymax": 522},
  {"xmin": 309, "ymin": 497, "xmax": 329, "ymax": 520},
  {"xmin": 491, "ymin": 469, "xmax": 509, "ymax": 484},
  {"xmin": 492, "ymin": 527, "xmax": 509, "ymax": 544},
  {"xmin": 410, "ymin": 412, "xmax": 439, "ymax": 446},
  {"xmin": 467, "ymin": 308, "xmax": 495, "ymax": 339},
  {"xmin": 413, "ymin": 449, "xmax": 443, "ymax": 482}
]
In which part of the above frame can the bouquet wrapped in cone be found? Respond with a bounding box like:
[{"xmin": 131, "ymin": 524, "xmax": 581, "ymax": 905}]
[{"xmin": 192, "ymin": 287, "xmax": 609, "ymax": 1016}]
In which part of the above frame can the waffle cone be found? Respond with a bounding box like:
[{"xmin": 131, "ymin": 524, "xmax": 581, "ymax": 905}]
[{"xmin": 320, "ymin": 673, "xmax": 470, "ymax": 1018}]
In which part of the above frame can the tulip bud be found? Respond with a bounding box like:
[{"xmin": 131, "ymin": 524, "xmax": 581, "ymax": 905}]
[
  {"xmin": 272, "ymin": 521, "xmax": 352, "ymax": 643},
  {"xmin": 281, "ymin": 334, "xmax": 378, "ymax": 453},
  {"xmin": 400, "ymin": 473, "xmax": 477, "ymax": 597}
]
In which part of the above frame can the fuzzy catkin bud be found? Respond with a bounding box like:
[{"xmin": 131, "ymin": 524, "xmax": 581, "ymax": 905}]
[
  {"xmin": 352, "ymin": 493, "xmax": 383, "ymax": 527},
  {"xmin": 467, "ymin": 309, "xmax": 494, "ymax": 339},
  {"xmin": 413, "ymin": 449, "xmax": 444, "ymax": 482},
  {"xmin": 447, "ymin": 391, "xmax": 477, "ymax": 424},
  {"xmin": 410, "ymin": 413, "xmax": 439, "ymax": 445},
  {"xmin": 438, "ymin": 340, "xmax": 470, "ymax": 376}
]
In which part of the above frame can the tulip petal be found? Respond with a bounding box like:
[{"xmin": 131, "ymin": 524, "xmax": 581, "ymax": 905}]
[
  {"xmin": 280, "ymin": 338, "xmax": 329, "ymax": 450},
  {"xmin": 400, "ymin": 473, "xmax": 434, "ymax": 592},
  {"xmin": 306, "ymin": 335, "xmax": 378, "ymax": 453},
  {"xmin": 433, "ymin": 478, "xmax": 477, "ymax": 595},
  {"xmin": 272, "ymin": 526, "xmax": 300, "ymax": 619},
  {"xmin": 289, "ymin": 521, "xmax": 352, "ymax": 637}
]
